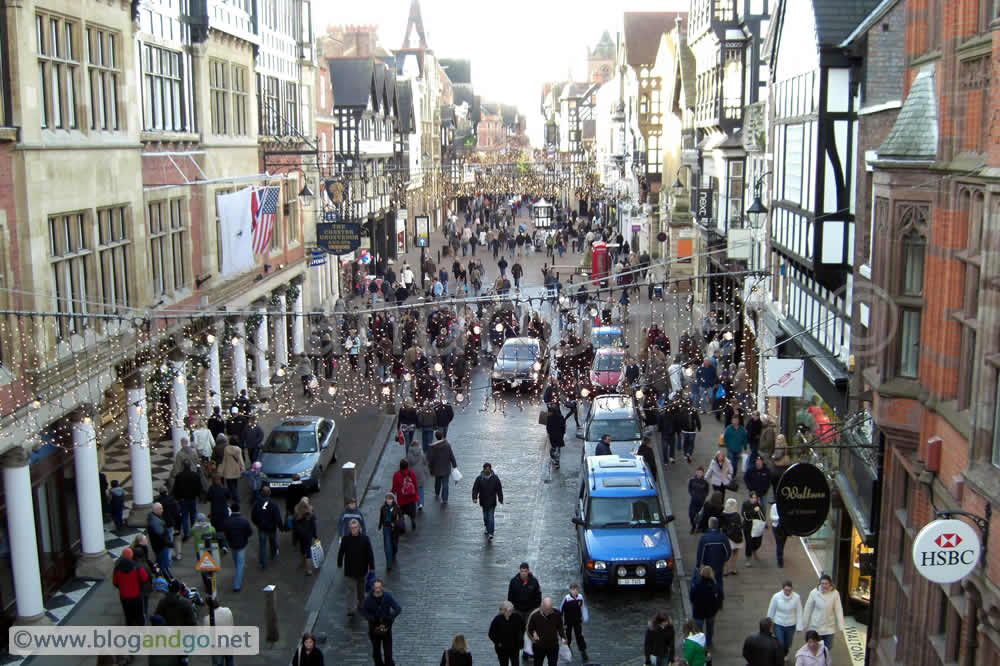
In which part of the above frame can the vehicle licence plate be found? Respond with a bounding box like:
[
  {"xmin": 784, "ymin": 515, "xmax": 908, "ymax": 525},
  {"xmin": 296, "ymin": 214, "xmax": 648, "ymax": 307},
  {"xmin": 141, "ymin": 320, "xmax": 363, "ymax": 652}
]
[
  {"xmin": 269, "ymin": 481, "xmax": 290, "ymax": 488},
  {"xmin": 618, "ymin": 578, "xmax": 644, "ymax": 586}
]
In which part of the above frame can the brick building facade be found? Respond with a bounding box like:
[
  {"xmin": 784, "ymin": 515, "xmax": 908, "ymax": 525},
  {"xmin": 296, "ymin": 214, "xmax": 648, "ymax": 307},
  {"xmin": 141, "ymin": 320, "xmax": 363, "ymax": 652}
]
[{"xmin": 863, "ymin": 0, "xmax": 1000, "ymax": 663}]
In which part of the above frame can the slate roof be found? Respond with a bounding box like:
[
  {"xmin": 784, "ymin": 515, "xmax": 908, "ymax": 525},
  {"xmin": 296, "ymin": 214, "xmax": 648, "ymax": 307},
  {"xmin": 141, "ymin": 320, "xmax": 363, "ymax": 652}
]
[
  {"xmin": 453, "ymin": 83, "xmax": 475, "ymax": 108},
  {"xmin": 591, "ymin": 30, "xmax": 615, "ymax": 59},
  {"xmin": 373, "ymin": 62, "xmax": 388, "ymax": 113},
  {"xmin": 877, "ymin": 64, "xmax": 938, "ymax": 160},
  {"xmin": 439, "ymin": 58, "xmax": 472, "ymax": 84},
  {"xmin": 396, "ymin": 81, "xmax": 414, "ymax": 134},
  {"xmin": 501, "ymin": 105, "xmax": 518, "ymax": 125},
  {"xmin": 813, "ymin": 0, "xmax": 882, "ymax": 46},
  {"xmin": 327, "ymin": 57, "xmax": 375, "ymax": 108},
  {"xmin": 624, "ymin": 12, "xmax": 684, "ymax": 67},
  {"xmin": 677, "ymin": 32, "xmax": 696, "ymax": 110}
]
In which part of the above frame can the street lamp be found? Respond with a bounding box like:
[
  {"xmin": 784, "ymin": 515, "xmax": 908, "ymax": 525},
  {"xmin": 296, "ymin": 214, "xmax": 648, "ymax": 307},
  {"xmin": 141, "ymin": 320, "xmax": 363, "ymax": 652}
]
[
  {"xmin": 298, "ymin": 181, "xmax": 315, "ymax": 208},
  {"xmin": 746, "ymin": 171, "xmax": 773, "ymax": 229}
]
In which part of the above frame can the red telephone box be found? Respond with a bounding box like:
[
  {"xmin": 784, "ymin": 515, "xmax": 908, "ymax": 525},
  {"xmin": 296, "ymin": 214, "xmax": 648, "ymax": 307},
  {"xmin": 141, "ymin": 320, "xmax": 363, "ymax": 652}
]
[{"xmin": 591, "ymin": 241, "xmax": 610, "ymax": 287}]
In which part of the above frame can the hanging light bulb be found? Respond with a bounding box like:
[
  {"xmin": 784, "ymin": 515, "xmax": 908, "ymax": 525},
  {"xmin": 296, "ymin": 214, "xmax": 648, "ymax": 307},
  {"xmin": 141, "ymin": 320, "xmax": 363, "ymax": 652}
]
[
  {"xmin": 231, "ymin": 406, "xmax": 239, "ymax": 415},
  {"xmin": 590, "ymin": 308, "xmax": 598, "ymax": 317},
  {"xmin": 82, "ymin": 416, "xmax": 91, "ymax": 425},
  {"xmin": 684, "ymin": 366, "xmax": 695, "ymax": 377},
  {"xmin": 231, "ymin": 336, "xmax": 241, "ymax": 346},
  {"xmin": 135, "ymin": 404, "xmax": 143, "ymax": 415},
  {"xmin": 473, "ymin": 325, "xmax": 481, "ymax": 335},
  {"xmin": 723, "ymin": 331, "xmax": 734, "ymax": 341},
  {"xmin": 381, "ymin": 385, "xmax": 391, "ymax": 396},
  {"xmin": 580, "ymin": 388, "xmax": 591, "ymax": 398},
  {"xmin": 206, "ymin": 333, "xmax": 216, "ymax": 344},
  {"xmin": 533, "ymin": 361, "xmax": 542, "ymax": 371},
  {"xmin": 635, "ymin": 389, "xmax": 644, "ymax": 400},
  {"xmin": 31, "ymin": 396, "xmax": 42, "ymax": 409},
  {"xmin": 176, "ymin": 375, "xmax": 185, "ymax": 385},
  {"xmin": 434, "ymin": 362, "xmax": 443, "ymax": 373},
  {"xmin": 403, "ymin": 372, "xmax": 412, "ymax": 382},
  {"xmin": 327, "ymin": 385, "xmax": 337, "ymax": 396},
  {"xmin": 495, "ymin": 323, "xmax": 504, "ymax": 333},
  {"xmin": 160, "ymin": 363, "xmax": 168, "ymax": 373},
  {"xmin": 276, "ymin": 366, "xmax": 286, "ymax": 377}
]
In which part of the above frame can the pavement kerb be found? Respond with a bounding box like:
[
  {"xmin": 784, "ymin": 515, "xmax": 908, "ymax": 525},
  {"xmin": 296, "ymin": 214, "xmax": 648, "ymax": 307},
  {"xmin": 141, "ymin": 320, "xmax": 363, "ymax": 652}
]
[
  {"xmin": 652, "ymin": 437, "xmax": 694, "ymax": 621},
  {"xmin": 299, "ymin": 411, "xmax": 398, "ymax": 653}
]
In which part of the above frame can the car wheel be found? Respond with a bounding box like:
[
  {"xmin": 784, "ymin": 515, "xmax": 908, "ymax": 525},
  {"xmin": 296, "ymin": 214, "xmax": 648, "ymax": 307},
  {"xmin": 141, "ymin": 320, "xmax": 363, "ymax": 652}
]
[{"xmin": 331, "ymin": 439, "xmax": 339, "ymax": 464}]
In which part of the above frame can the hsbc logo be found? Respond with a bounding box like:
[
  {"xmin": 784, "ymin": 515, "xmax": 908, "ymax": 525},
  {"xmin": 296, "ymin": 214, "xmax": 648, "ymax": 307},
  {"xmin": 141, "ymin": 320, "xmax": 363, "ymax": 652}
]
[
  {"xmin": 935, "ymin": 533, "xmax": 962, "ymax": 548},
  {"xmin": 912, "ymin": 519, "xmax": 982, "ymax": 584}
]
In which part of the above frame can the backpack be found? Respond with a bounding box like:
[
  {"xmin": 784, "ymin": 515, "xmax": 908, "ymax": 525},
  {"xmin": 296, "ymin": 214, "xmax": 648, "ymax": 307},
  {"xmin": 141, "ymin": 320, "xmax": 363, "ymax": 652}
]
[{"xmin": 401, "ymin": 472, "xmax": 416, "ymax": 498}]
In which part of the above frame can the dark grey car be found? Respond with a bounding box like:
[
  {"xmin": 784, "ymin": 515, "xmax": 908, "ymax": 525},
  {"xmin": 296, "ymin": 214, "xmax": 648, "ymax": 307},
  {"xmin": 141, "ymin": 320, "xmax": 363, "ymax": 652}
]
[{"xmin": 491, "ymin": 337, "xmax": 548, "ymax": 391}]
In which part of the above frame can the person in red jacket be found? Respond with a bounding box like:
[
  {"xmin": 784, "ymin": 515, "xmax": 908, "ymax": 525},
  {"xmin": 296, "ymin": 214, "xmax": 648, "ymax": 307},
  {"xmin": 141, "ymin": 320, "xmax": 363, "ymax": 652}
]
[
  {"xmin": 391, "ymin": 459, "xmax": 420, "ymax": 531},
  {"xmin": 112, "ymin": 547, "xmax": 149, "ymax": 626}
]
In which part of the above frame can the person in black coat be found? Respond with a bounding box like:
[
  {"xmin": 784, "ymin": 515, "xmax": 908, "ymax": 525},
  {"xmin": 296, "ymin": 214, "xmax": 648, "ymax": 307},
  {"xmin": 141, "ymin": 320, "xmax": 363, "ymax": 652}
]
[
  {"xmin": 637, "ymin": 437, "xmax": 657, "ymax": 481},
  {"xmin": 291, "ymin": 633, "xmax": 325, "ymax": 666},
  {"xmin": 489, "ymin": 601, "xmax": 526, "ymax": 666},
  {"xmin": 472, "ymin": 463, "xmax": 504, "ymax": 540},
  {"xmin": 172, "ymin": 462, "xmax": 203, "ymax": 540},
  {"xmin": 207, "ymin": 407, "xmax": 226, "ymax": 442},
  {"xmin": 434, "ymin": 401, "xmax": 455, "ymax": 436},
  {"xmin": 337, "ymin": 519, "xmax": 375, "ymax": 615},
  {"xmin": 644, "ymin": 612, "xmax": 675, "ymax": 665},
  {"xmin": 507, "ymin": 562, "xmax": 542, "ymax": 617},
  {"xmin": 689, "ymin": 565, "xmax": 723, "ymax": 648},
  {"xmin": 657, "ymin": 403, "xmax": 677, "ymax": 464},
  {"xmin": 545, "ymin": 404, "xmax": 567, "ymax": 468},
  {"xmin": 221, "ymin": 503, "xmax": 252, "ymax": 592},
  {"xmin": 250, "ymin": 486, "xmax": 283, "ymax": 570},
  {"xmin": 742, "ymin": 617, "xmax": 784, "ymax": 666},
  {"xmin": 688, "ymin": 467, "xmax": 710, "ymax": 534},
  {"xmin": 743, "ymin": 456, "xmax": 772, "ymax": 512},
  {"xmin": 243, "ymin": 415, "xmax": 264, "ymax": 464}
]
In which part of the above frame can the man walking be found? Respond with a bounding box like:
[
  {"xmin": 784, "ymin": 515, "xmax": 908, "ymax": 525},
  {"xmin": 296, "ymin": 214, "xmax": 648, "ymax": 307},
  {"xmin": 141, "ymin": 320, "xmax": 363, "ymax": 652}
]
[
  {"xmin": 337, "ymin": 497, "xmax": 367, "ymax": 542},
  {"xmin": 250, "ymin": 487, "xmax": 281, "ymax": 569},
  {"xmin": 472, "ymin": 463, "xmax": 504, "ymax": 540},
  {"xmin": 336, "ymin": 519, "xmax": 375, "ymax": 615},
  {"xmin": 498, "ymin": 256, "xmax": 509, "ymax": 279},
  {"xmin": 744, "ymin": 456, "xmax": 772, "ymax": 514},
  {"xmin": 511, "ymin": 261, "xmax": 523, "ymax": 290},
  {"xmin": 361, "ymin": 578, "xmax": 401, "ymax": 666},
  {"xmin": 696, "ymin": 516, "xmax": 733, "ymax": 597},
  {"xmin": 695, "ymin": 358, "xmax": 718, "ymax": 414},
  {"xmin": 526, "ymin": 597, "xmax": 566, "ymax": 666},
  {"xmin": 723, "ymin": 415, "xmax": 749, "ymax": 473},
  {"xmin": 222, "ymin": 502, "xmax": 252, "ymax": 592},
  {"xmin": 147, "ymin": 502, "xmax": 172, "ymax": 574},
  {"xmin": 172, "ymin": 460, "xmax": 202, "ymax": 544},
  {"xmin": 742, "ymin": 617, "xmax": 784, "ymax": 666},
  {"xmin": 508, "ymin": 562, "xmax": 543, "ymax": 659}
]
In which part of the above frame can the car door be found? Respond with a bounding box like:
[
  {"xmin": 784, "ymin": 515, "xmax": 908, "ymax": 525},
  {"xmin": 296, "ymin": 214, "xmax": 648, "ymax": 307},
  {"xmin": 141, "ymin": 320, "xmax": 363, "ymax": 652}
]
[
  {"xmin": 317, "ymin": 420, "xmax": 334, "ymax": 468},
  {"xmin": 576, "ymin": 478, "xmax": 588, "ymax": 563}
]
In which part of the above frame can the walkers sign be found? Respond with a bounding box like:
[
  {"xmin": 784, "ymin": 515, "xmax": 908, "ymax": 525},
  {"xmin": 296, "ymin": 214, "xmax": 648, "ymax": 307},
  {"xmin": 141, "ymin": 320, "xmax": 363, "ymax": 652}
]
[
  {"xmin": 912, "ymin": 518, "xmax": 981, "ymax": 583},
  {"xmin": 775, "ymin": 463, "xmax": 831, "ymax": 536}
]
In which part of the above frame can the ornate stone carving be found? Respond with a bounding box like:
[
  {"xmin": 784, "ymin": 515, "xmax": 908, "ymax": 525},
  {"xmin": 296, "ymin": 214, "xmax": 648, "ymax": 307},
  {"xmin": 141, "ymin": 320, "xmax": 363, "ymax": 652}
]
[{"xmin": 959, "ymin": 56, "xmax": 989, "ymax": 91}]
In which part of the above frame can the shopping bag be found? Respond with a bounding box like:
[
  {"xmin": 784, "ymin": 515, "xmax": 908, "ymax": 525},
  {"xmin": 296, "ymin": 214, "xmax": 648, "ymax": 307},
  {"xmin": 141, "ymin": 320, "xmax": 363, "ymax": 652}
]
[
  {"xmin": 451, "ymin": 467, "xmax": 463, "ymax": 483},
  {"xmin": 740, "ymin": 452, "xmax": 749, "ymax": 475},
  {"xmin": 770, "ymin": 503, "xmax": 780, "ymax": 528},
  {"xmin": 538, "ymin": 410, "xmax": 549, "ymax": 426},
  {"xmin": 310, "ymin": 539, "xmax": 325, "ymax": 568},
  {"xmin": 559, "ymin": 642, "xmax": 572, "ymax": 662},
  {"xmin": 522, "ymin": 634, "xmax": 534, "ymax": 657},
  {"xmin": 751, "ymin": 518, "xmax": 767, "ymax": 538},
  {"xmin": 396, "ymin": 427, "xmax": 405, "ymax": 446}
]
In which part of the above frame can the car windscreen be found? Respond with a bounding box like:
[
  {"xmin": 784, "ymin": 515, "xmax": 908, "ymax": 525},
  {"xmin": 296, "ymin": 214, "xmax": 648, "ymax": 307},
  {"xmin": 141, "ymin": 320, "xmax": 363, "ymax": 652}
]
[
  {"xmin": 594, "ymin": 354, "xmax": 623, "ymax": 371},
  {"xmin": 587, "ymin": 496, "xmax": 662, "ymax": 527},
  {"xmin": 593, "ymin": 333, "xmax": 624, "ymax": 348},
  {"xmin": 588, "ymin": 418, "xmax": 642, "ymax": 441},
  {"xmin": 262, "ymin": 429, "xmax": 317, "ymax": 454},
  {"xmin": 499, "ymin": 344, "xmax": 537, "ymax": 361}
]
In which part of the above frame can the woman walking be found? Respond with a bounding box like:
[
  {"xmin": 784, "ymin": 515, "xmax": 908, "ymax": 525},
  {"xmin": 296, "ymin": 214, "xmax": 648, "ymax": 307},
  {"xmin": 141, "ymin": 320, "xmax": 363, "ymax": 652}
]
[
  {"xmin": 720, "ymin": 497, "xmax": 743, "ymax": 574},
  {"xmin": 704, "ymin": 450, "xmax": 733, "ymax": 498},
  {"xmin": 767, "ymin": 581, "xmax": 804, "ymax": 657},
  {"xmin": 406, "ymin": 441, "xmax": 430, "ymax": 511},
  {"xmin": 291, "ymin": 497, "xmax": 318, "ymax": 576},
  {"xmin": 643, "ymin": 612, "xmax": 675, "ymax": 665},
  {"xmin": 689, "ymin": 566, "xmax": 722, "ymax": 649},
  {"xmin": 440, "ymin": 634, "xmax": 473, "ymax": 666},
  {"xmin": 377, "ymin": 492, "xmax": 403, "ymax": 571},
  {"xmin": 391, "ymin": 459, "xmax": 420, "ymax": 531},
  {"xmin": 794, "ymin": 630, "xmax": 831, "ymax": 665},
  {"xmin": 741, "ymin": 491, "xmax": 767, "ymax": 567},
  {"xmin": 802, "ymin": 575, "xmax": 844, "ymax": 653},
  {"xmin": 291, "ymin": 633, "xmax": 325, "ymax": 666},
  {"xmin": 399, "ymin": 399, "xmax": 418, "ymax": 447},
  {"xmin": 682, "ymin": 618, "xmax": 709, "ymax": 666}
]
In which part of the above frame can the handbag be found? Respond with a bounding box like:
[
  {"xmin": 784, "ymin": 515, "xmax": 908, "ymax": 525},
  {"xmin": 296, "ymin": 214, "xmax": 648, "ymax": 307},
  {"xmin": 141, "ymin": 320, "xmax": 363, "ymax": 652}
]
[
  {"xmin": 393, "ymin": 513, "xmax": 406, "ymax": 535},
  {"xmin": 310, "ymin": 538, "xmax": 325, "ymax": 568},
  {"xmin": 451, "ymin": 467, "xmax": 463, "ymax": 483},
  {"xmin": 538, "ymin": 410, "xmax": 549, "ymax": 426}
]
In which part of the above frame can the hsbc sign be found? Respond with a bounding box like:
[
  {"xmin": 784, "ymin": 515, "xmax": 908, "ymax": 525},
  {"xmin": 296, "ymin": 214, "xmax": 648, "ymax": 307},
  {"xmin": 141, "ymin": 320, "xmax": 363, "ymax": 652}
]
[{"xmin": 911, "ymin": 519, "xmax": 982, "ymax": 583}]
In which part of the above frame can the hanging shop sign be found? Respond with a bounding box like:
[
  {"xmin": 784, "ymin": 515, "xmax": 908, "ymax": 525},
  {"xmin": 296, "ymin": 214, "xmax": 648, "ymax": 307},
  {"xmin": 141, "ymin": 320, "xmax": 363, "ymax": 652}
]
[
  {"xmin": 695, "ymin": 188, "xmax": 713, "ymax": 220},
  {"xmin": 309, "ymin": 249, "xmax": 327, "ymax": 267},
  {"xmin": 415, "ymin": 215, "xmax": 430, "ymax": 248},
  {"xmin": 316, "ymin": 222, "xmax": 361, "ymax": 254},
  {"xmin": 765, "ymin": 358, "xmax": 806, "ymax": 397},
  {"xmin": 776, "ymin": 462, "xmax": 831, "ymax": 536},
  {"xmin": 911, "ymin": 518, "xmax": 981, "ymax": 583}
]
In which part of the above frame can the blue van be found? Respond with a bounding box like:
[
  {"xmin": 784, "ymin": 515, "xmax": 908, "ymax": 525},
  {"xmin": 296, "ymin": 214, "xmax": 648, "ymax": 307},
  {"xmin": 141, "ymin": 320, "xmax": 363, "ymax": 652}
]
[{"xmin": 572, "ymin": 455, "xmax": 675, "ymax": 592}]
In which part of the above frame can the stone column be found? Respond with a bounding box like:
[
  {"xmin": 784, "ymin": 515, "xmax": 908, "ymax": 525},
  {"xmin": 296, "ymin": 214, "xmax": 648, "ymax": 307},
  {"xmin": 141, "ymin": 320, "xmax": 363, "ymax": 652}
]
[
  {"xmin": 1, "ymin": 448, "xmax": 47, "ymax": 624},
  {"xmin": 125, "ymin": 373, "xmax": 154, "ymax": 524},
  {"xmin": 291, "ymin": 286, "xmax": 305, "ymax": 356},
  {"xmin": 206, "ymin": 330, "xmax": 222, "ymax": 416},
  {"xmin": 232, "ymin": 321, "xmax": 248, "ymax": 396},
  {"xmin": 169, "ymin": 349, "xmax": 188, "ymax": 454},
  {"xmin": 254, "ymin": 306, "xmax": 271, "ymax": 393},
  {"xmin": 72, "ymin": 409, "xmax": 113, "ymax": 578},
  {"xmin": 272, "ymin": 293, "xmax": 289, "ymax": 372}
]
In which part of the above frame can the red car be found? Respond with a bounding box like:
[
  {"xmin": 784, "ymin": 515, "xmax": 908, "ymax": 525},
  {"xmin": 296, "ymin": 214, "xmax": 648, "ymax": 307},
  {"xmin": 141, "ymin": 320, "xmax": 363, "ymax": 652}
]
[{"xmin": 589, "ymin": 347, "xmax": 626, "ymax": 395}]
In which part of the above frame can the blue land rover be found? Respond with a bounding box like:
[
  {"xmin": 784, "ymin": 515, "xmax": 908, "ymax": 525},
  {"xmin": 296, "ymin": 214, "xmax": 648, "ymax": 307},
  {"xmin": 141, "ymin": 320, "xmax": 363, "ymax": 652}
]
[{"xmin": 573, "ymin": 455, "xmax": 675, "ymax": 593}]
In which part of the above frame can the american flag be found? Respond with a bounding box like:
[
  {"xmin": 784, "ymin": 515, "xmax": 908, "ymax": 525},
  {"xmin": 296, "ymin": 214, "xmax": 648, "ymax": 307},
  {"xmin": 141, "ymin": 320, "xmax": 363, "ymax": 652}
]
[{"xmin": 251, "ymin": 186, "xmax": 279, "ymax": 254}]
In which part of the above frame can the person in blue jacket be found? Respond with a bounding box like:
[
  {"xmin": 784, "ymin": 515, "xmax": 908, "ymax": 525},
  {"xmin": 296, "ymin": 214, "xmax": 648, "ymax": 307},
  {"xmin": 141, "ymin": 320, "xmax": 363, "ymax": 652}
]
[
  {"xmin": 361, "ymin": 578, "xmax": 402, "ymax": 666},
  {"xmin": 695, "ymin": 516, "xmax": 733, "ymax": 598}
]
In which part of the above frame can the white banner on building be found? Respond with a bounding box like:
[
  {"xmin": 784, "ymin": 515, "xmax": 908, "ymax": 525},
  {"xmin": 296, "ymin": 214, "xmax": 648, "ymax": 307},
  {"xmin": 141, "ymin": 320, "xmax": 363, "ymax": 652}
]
[
  {"xmin": 396, "ymin": 208, "xmax": 408, "ymax": 253},
  {"xmin": 765, "ymin": 358, "xmax": 805, "ymax": 397}
]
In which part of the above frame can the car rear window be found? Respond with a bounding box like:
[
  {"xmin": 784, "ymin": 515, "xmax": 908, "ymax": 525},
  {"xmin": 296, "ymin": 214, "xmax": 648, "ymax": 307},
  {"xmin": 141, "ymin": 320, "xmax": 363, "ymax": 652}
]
[{"xmin": 588, "ymin": 419, "xmax": 642, "ymax": 441}]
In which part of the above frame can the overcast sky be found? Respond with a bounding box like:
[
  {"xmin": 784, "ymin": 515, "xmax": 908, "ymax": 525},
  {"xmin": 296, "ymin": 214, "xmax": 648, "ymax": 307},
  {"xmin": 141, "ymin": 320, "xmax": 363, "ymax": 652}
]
[{"xmin": 314, "ymin": 0, "xmax": 687, "ymax": 145}]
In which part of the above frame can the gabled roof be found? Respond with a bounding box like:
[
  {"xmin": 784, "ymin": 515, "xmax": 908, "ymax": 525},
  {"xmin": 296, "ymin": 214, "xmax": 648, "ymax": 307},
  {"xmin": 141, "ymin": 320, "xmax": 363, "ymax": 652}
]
[
  {"xmin": 590, "ymin": 30, "xmax": 615, "ymax": 59},
  {"xmin": 327, "ymin": 57, "xmax": 375, "ymax": 108},
  {"xmin": 453, "ymin": 83, "xmax": 475, "ymax": 108},
  {"xmin": 624, "ymin": 12, "xmax": 684, "ymax": 67},
  {"xmin": 373, "ymin": 62, "xmax": 388, "ymax": 114},
  {"xmin": 439, "ymin": 58, "xmax": 471, "ymax": 84},
  {"xmin": 813, "ymin": 0, "xmax": 882, "ymax": 46},
  {"xmin": 396, "ymin": 81, "xmax": 414, "ymax": 134},
  {"xmin": 877, "ymin": 64, "xmax": 937, "ymax": 160}
]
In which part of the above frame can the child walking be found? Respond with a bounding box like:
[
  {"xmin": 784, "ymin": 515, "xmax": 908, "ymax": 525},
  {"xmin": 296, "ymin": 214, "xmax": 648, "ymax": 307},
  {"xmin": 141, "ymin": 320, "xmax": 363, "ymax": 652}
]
[{"xmin": 560, "ymin": 582, "xmax": 590, "ymax": 662}]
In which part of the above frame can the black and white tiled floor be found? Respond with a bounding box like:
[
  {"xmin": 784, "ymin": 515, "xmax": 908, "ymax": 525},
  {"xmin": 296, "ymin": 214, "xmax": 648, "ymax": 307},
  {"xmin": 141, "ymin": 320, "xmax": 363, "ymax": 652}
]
[{"xmin": 101, "ymin": 438, "xmax": 176, "ymax": 521}]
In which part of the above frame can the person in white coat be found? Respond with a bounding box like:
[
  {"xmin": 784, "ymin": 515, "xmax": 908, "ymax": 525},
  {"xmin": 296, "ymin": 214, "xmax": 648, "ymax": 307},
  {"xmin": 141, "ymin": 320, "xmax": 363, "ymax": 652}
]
[
  {"xmin": 767, "ymin": 580, "xmax": 804, "ymax": 657},
  {"xmin": 801, "ymin": 575, "xmax": 844, "ymax": 653}
]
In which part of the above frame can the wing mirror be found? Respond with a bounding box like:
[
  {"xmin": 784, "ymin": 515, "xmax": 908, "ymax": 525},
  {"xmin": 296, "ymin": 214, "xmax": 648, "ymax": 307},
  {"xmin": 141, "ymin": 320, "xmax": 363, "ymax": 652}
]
[
  {"xmin": 664, "ymin": 515, "xmax": 675, "ymax": 524},
  {"xmin": 572, "ymin": 517, "xmax": 585, "ymax": 526}
]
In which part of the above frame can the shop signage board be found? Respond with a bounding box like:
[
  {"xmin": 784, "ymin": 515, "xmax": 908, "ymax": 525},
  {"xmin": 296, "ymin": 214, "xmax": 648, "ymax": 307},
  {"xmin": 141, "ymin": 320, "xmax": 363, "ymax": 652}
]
[
  {"xmin": 765, "ymin": 358, "xmax": 805, "ymax": 397},
  {"xmin": 695, "ymin": 188, "xmax": 713, "ymax": 220},
  {"xmin": 309, "ymin": 250, "xmax": 326, "ymax": 267},
  {"xmin": 316, "ymin": 222, "xmax": 361, "ymax": 254},
  {"xmin": 911, "ymin": 518, "xmax": 981, "ymax": 583},
  {"xmin": 415, "ymin": 215, "xmax": 430, "ymax": 248},
  {"xmin": 775, "ymin": 463, "xmax": 831, "ymax": 536}
]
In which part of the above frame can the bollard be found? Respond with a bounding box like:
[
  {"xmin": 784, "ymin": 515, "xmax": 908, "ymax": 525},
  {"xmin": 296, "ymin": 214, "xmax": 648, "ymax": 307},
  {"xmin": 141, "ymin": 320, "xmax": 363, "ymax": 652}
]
[
  {"xmin": 342, "ymin": 462, "xmax": 358, "ymax": 506},
  {"xmin": 263, "ymin": 584, "xmax": 279, "ymax": 644}
]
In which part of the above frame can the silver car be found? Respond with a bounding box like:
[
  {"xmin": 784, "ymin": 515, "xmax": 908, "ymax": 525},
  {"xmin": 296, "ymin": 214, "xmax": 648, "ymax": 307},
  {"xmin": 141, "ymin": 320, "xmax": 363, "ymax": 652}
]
[
  {"xmin": 259, "ymin": 416, "xmax": 338, "ymax": 492},
  {"xmin": 578, "ymin": 394, "xmax": 644, "ymax": 460}
]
